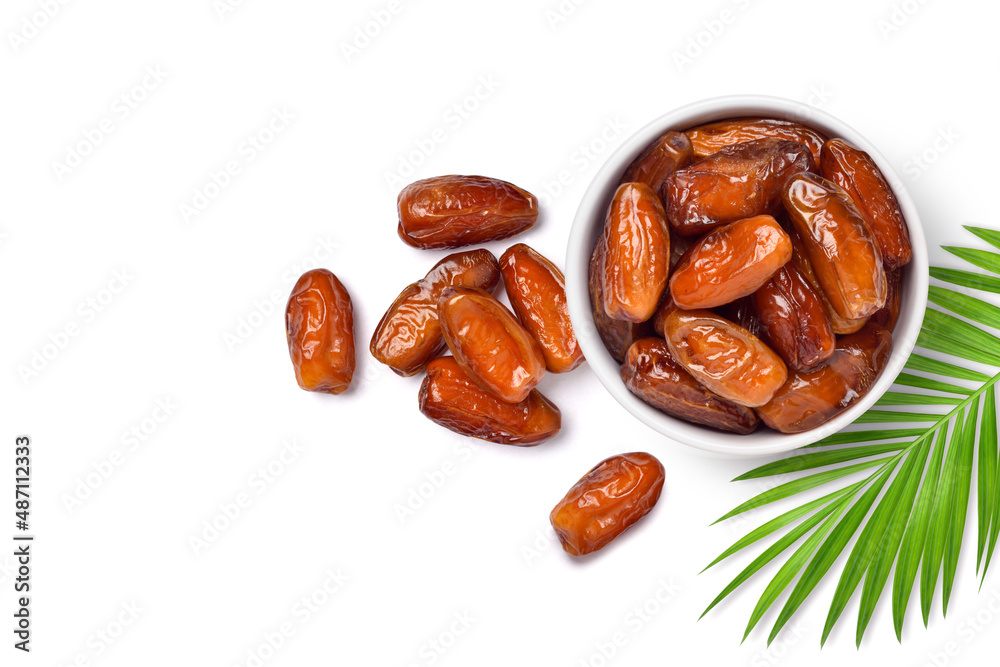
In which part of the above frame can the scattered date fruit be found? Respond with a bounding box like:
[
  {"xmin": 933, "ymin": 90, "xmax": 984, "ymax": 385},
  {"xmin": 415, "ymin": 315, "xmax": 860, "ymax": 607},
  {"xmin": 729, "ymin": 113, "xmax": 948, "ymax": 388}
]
[
  {"xmin": 285, "ymin": 269, "xmax": 356, "ymax": 394},
  {"xmin": 550, "ymin": 452, "xmax": 665, "ymax": 556},
  {"xmin": 397, "ymin": 175, "xmax": 539, "ymax": 249},
  {"xmin": 419, "ymin": 356, "xmax": 561, "ymax": 445},
  {"xmin": 438, "ymin": 286, "xmax": 547, "ymax": 404},
  {"xmin": 501, "ymin": 244, "xmax": 584, "ymax": 374},
  {"xmin": 371, "ymin": 249, "xmax": 501, "ymax": 377}
]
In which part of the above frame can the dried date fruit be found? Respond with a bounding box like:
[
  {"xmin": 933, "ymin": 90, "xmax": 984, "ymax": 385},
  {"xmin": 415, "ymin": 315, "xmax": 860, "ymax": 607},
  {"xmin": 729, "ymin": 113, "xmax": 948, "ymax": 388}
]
[
  {"xmin": 754, "ymin": 264, "xmax": 836, "ymax": 371},
  {"xmin": 370, "ymin": 249, "xmax": 500, "ymax": 376},
  {"xmin": 418, "ymin": 357, "xmax": 561, "ymax": 445},
  {"xmin": 663, "ymin": 309, "xmax": 787, "ymax": 407},
  {"xmin": 669, "ymin": 230, "xmax": 693, "ymax": 272},
  {"xmin": 438, "ymin": 286, "xmax": 546, "ymax": 403},
  {"xmin": 600, "ymin": 183, "xmax": 671, "ymax": 322},
  {"xmin": 397, "ymin": 175, "xmax": 539, "ymax": 249},
  {"xmin": 783, "ymin": 172, "xmax": 887, "ymax": 320},
  {"xmin": 757, "ymin": 322, "xmax": 892, "ymax": 433},
  {"xmin": 622, "ymin": 338, "xmax": 759, "ymax": 434},
  {"xmin": 663, "ymin": 138, "xmax": 815, "ymax": 237},
  {"xmin": 589, "ymin": 241, "xmax": 652, "ymax": 362},
  {"xmin": 550, "ymin": 452, "xmax": 665, "ymax": 556},
  {"xmin": 670, "ymin": 215, "xmax": 791, "ymax": 309},
  {"xmin": 500, "ymin": 244, "xmax": 583, "ymax": 374},
  {"xmin": 718, "ymin": 297, "xmax": 764, "ymax": 340},
  {"xmin": 820, "ymin": 138, "xmax": 912, "ymax": 269},
  {"xmin": 686, "ymin": 117, "xmax": 827, "ymax": 163},
  {"xmin": 651, "ymin": 292, "xmax": 678, "ymax": 338},
  {"xmin": 622, "ymin": 130, "xmax": 693, "ymax": 191},
  {"xmin": 285, "ymin": 269, "xmax": 356, "ymax": 394},
  {"xmin": 786, "ymin": 225, "xmax": 869, "ymax": 334},
  {"xmin": 871, "ymin": 269, "xmax": 902, "ymax": 332}
]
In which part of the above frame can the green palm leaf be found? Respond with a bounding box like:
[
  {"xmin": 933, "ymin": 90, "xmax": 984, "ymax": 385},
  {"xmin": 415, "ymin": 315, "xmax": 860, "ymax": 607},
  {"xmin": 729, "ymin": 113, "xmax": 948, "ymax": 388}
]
[
  {"xmin": 979, "ymin": 386, "xmax": 999, "ymax": 582},
  {"xmin": 704, "ymin": 227, "xmax": 1000, "ymax": 646}
]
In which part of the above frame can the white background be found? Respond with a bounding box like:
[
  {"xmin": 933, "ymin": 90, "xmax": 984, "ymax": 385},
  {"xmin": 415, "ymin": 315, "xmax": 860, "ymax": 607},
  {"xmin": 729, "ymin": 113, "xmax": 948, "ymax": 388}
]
[{"xmin": 3, "ymin": 0, "xmax": 998, "ymax": 665}]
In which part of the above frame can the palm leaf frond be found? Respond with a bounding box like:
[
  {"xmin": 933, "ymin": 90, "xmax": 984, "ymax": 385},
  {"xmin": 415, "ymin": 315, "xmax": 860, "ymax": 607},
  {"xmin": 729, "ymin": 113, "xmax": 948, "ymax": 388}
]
[{"xmin": 705, "ymin": 227, "xmax": 1000, "ymax": 646}]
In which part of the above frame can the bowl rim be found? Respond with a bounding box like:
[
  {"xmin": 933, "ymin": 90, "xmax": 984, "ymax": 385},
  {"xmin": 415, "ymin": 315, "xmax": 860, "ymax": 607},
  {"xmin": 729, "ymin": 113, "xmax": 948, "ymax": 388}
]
[{"xmin": 564, "ymin": 94, "xmax": 929, "ymax": 457}]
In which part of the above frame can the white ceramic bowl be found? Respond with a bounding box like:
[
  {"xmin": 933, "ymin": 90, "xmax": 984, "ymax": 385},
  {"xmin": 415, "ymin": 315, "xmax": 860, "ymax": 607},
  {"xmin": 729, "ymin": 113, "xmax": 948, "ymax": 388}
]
[{"xmin": 565, "ymin": 95, "xmax": 929, "ymax": 457}]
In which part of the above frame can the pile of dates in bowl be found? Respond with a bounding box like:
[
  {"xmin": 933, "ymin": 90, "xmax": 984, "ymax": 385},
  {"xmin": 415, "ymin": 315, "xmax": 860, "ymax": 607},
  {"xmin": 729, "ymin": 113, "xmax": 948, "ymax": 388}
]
[{"xmin": 578, "ymin": 110, "xmax": 926, "ymax": 445}]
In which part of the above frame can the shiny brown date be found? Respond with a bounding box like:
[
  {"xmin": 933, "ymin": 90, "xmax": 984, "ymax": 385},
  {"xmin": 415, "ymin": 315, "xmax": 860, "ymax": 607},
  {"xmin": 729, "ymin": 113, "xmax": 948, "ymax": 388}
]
[
  {"xmin": 501, "ymin": 244, "xmax": 583, "ymax": 374},
  {"xmin": 670, "ymin": 215, "xmax": 792, "ymax": 309},
  {"xmin": 370, "ymin": 249, "xmax": 500, "ymax": 376},
  {"xmin": 783, "ymin": 172, "xmax": 887, "ymax": 320},
  {"xmin": 285, "ymin": 269, "xmax": 356, "ymax": 394},
  {"xmin": 622, "ymin": 338, "xmax": 760, "ymax": 434},
  {"xmin": 757, "ymin": 322, "xmax": 892, "ymax": 433},
  {"xmin": 651, "ymin": 292, "xmax": 678, "ymax": 337},
  {"xmin": 718, "ymin": 297, "xmax": 764, "ymax": 340},
  {"xmin": 397, "ymin": 175, "xmax": 539, "ymax": 249},
  {"xmin": 871, "ymin": 269, "xmax": 902, "ymax": 332},
  {"xmin": 549, "ymin": 452, "xmax": 665, "ymax": 556},
  {"xmin": 685, "ymin": 117, "xmax": 827, "ymax": 163},
  {"xmin": 438, "ymin": 286, "xmax": 546, "ymax": 403},
  {"xmin": 754, "ymin": 264, "xmax": 835, "ymax": 371},
  {"xmin": 663, "ymin": 138, "xmax": 815, "ymax": 237},
  {"xmin": 622, "ymin": 130, "xmax": 693, "ymax": 191},
  {"xmin": 786, "ymin": 225, "xmax": 869, "ymax": 334},
  {"xmin": 669, "ymin": 230, "xmax": 693, "ymax": 272},
  {"xmin": 820, "ymin": 138, "xmax": 912, "ymax": 269},
  {"xmin": 663, "ymin": 309, "xmax": 787, "ymax": 407},
  {"xmin": 418, "ymin": 356, "xmax": 561, "ymax": 445},
  {"xmin": 589, "ymin": 241, "xmax": 652, "ymax": 362},
  {"xmin": 600, "ymin": 183, "xmax": 671, "ymax": 322}
]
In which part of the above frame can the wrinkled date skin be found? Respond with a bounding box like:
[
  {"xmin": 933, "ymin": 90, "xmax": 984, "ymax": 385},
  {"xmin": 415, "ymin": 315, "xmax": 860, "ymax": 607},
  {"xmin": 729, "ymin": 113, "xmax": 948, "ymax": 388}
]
[
  {"xmin": 685, "ymin": 117, "xmax": 827, "ymax": 163},
  {"xmin": 872, "ymin": 269, "xmax": 902, "ymax": 332},
  {"xmin": 285, "ymin": 269, "xmax": 356, "ymax": 394},
  {"xmin": 600, "ymin": 183, "xmax": 671, "ymax": 322},
  {"xmin": 754, "ymin": 264, "xmax": 836, "ymax": 371},
  {"xmin": 418, "ymin": 357, "xmax": 561, "ymax": 445},
  {"xmin": 622, "ymin": 130, "xmax": 693, "ymax": 192},
  {"xmin": 438, "ymin": 286, "xmax": 546, "ymax": 403},
  {"xmin": 663, "ymin": 309, "xmax": 787, "ymax": 408},
  {"xmin": 397, "ymin": 175, "xmax": 539, "ymax": 249},
  {"xmin": 663, "ymin": 138, "xmax": 815, "ymax": 237},
  {"xmin": 757, "ymin": 322, "xmax": 893, "ymax": 433},
  {"xmin": 783, "ymin": 173, "xmax": 887, "ymax": 320},
  {"xmin": 549, "ymin": 452, "xmax": 665, "ymax": 556},
  {"xmin": 501, "ymin": 244, "xmax": 584, "ymax": 374},
  {"xmin": 370, "ymin": 249, "xmax": 500, "ymax": 376},
  {"xmin": 588, "ymin": 241, "xmax": 652, "ymax": 362},
  {"xmin": 821, "ymin": 139, "xmax": 912, "ymax": 269},
  {"xmin": 622, "ymin": 338, "xmax": 760, "ymax": 434},
  {"xmin": 787, "ymin": 226, "xmax": 869, "ymax": 334},
  {"xmin": 670, "ymin": 215, "xmax": 792, "ymax": 309}
]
